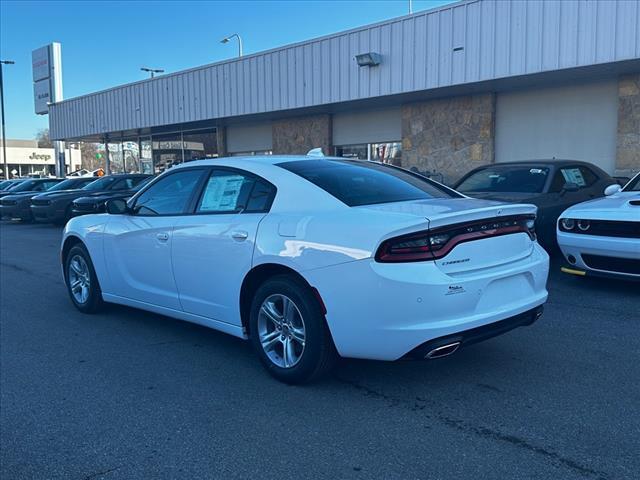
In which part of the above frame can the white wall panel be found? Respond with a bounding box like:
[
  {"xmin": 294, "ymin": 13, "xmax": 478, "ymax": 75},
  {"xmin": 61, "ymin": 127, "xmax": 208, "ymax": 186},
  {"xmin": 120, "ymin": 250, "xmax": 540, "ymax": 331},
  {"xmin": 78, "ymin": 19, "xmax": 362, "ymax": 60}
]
[
  {"xmin": 333, "ymin": 107, "xmax": 401, "ymax": 146},
  {"xmin": 226, "ymin": 123, "xmax": 273, "ymax": 153},
  {"xmin": 495, "ymin": 80, "xmax": 618, "ymax": 174},
  {"xmin": 50, "ymin": 0, "xmax": 640, "ymax": 140}
]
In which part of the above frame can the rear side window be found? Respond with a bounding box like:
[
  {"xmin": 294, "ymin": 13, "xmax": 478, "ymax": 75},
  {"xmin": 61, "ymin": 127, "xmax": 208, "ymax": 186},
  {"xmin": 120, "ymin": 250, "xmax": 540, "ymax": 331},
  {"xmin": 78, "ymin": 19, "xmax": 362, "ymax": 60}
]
[
  {"xmin": 196, "ymin": 170, "xmax": 275, "ymax": 214},
  {"xmin": 549, "ymin": 166, "xmax": 599, "ymax": 192},
  {"xmin": 278, "ymin": 160, "xmax": 455, "ymax": 207}
]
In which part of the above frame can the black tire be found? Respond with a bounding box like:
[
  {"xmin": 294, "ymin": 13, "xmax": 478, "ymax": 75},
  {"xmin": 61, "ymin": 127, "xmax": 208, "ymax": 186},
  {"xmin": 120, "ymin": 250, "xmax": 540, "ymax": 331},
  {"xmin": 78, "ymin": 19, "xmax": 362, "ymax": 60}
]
[
  {"xmin": 64, "ymin": 244, "xmax": 104, "ymax": 313},
  {"xmin": 249, "ymin": 275, "xmax": 337, "ymax": 384}
]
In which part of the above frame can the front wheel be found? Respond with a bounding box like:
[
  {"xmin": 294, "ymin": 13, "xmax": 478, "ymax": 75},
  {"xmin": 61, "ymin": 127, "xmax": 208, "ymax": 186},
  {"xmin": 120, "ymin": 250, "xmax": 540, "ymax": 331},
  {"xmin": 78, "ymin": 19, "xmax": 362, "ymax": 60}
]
[
  {"xmin": 249, "ymin": 275, "xmax": 337, "ymax": 384},
  {"xmin": 65, "ymin": 244, "xmax": 104, "ymax": 313}
]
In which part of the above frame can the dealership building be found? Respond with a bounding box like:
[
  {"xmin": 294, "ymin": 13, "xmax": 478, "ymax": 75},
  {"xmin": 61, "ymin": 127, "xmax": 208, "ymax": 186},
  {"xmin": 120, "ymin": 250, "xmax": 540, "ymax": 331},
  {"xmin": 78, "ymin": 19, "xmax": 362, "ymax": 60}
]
[
  {"xmin": 48, "ymin": 0, "xmax": 639, "ymax": 183},
  {"xmin": 1, "ymin": 139, "xmax": 81, "ymax": 178}
]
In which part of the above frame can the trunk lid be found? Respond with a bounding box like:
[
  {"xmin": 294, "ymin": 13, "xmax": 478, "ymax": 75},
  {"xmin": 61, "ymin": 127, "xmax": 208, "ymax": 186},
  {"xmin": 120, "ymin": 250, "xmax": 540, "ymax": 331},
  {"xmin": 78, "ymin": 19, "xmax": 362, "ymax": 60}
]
[{"xmin": 362, "ymin": 198, "xmax": 538, "ymax": 274}]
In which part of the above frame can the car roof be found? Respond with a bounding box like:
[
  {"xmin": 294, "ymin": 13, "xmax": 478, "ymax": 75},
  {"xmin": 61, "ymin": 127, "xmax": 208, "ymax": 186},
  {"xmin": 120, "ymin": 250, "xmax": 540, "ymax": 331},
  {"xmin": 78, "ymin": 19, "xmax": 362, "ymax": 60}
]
[
  {"xmin": 475, "ymin": 160, "xmax": 599, "ymax": 168},
  {"xmin": 173, "ymin": 154, "xmax": 328, "ymax": 168}
]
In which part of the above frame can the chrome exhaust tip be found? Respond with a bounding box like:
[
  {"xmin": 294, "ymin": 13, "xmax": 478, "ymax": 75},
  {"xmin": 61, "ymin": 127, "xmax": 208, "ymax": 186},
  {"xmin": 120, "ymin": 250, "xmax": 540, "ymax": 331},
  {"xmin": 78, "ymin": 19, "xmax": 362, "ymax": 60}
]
[{"xmin": 425, "ymin": 341, "xmax": 461, "ymax": 359}]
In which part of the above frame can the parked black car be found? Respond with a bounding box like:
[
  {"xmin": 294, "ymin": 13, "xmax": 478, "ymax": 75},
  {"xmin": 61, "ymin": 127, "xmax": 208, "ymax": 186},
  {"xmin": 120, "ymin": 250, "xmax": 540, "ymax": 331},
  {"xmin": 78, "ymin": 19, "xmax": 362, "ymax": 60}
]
[
  {"xmin": 0, "ymin": 179, "xmax": 27, "ymax": 191},
  {"xmin": 72, "ymin": 176, "xmax": 153, "ymax": 216},
  {"xmin": 0, "ymin": 178, "xmax": 62, "ymax": 200},
  {"xmin": 0, "ymin": 177, "xmax": 97, "ymax": 222},
  {"xmin": 453, "ymin": 160, "xmax": 618, "ymax": 249},
  {"xmin": 31, "ymin": 174, "xmax": 150, "ymax": 224}
]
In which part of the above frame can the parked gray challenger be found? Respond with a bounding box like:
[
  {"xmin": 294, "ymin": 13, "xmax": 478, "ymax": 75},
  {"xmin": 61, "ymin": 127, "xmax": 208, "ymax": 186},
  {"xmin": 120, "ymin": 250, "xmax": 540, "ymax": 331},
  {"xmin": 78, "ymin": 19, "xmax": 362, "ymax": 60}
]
[
  {"xmin": 453, "ymin": 160, "xmax": 618, "ymax": 250},
  {"xmin": 30, "ymin": 174, "xmax": 150, "ymax": 224},
  {"xmin": 0, "ymin": 177, "xmax": 96, "ymax": 222}
]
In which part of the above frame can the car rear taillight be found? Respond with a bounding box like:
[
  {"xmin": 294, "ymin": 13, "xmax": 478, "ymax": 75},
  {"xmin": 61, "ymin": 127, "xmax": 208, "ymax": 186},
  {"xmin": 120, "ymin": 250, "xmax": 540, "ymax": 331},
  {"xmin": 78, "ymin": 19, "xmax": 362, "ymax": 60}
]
[{"xmin": 375, "ymin": 215, "xmax": 536, "ymax": 263}]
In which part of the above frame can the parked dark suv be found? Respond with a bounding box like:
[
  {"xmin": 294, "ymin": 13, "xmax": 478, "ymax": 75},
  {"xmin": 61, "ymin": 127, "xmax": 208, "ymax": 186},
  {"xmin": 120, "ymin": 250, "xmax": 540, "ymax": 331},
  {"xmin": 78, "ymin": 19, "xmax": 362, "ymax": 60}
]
[{"xmin": 31, "ymin": 174, "xmax": 150, "ymax": 224}]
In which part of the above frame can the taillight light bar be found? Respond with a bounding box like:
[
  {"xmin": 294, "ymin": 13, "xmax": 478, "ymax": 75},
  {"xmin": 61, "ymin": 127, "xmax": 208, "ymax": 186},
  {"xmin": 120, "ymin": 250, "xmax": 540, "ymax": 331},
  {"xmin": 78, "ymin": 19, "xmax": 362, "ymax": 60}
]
[{"xmin": 375, "ymin": 215, "xmax": 536, "ymax": 263}]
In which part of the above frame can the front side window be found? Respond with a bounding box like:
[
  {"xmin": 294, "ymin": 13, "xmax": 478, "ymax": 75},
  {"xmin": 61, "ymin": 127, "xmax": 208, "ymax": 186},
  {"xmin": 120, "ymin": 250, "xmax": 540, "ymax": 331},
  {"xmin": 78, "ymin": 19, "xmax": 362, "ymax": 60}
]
[
  {"xmin": 279, "ymin": 159, "xmax": 455, "ymax": 207},
  {"xmin": 623, "ymin": 173, "xmax": 640, "ymax": 192},
  {"xmin": 457, "ymin": 166, "xmax": 550, "ymax": 194},
  {"xmin": 133, "ymin": 169, "xmax": 204, "ymax": 216},
  {"xmin": 196, "ymin": 170, "xmax": 275, "ymax": 214}
]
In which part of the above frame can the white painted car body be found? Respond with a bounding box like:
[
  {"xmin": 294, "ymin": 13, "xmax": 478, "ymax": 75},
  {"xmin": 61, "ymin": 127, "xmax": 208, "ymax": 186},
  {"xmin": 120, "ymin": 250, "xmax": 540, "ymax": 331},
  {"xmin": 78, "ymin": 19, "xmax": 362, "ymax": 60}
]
[
  {"xmin": 557, "ymin": 172, "xmax": 640, "ymax": 280},
  {"xmin": 62, "ymin": 156, "xmax": 549, "ymax": 361}
]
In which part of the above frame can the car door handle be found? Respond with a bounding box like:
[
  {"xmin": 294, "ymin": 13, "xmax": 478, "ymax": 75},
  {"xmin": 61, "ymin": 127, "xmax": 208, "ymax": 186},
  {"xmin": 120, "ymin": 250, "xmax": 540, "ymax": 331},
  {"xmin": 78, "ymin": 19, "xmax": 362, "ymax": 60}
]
[
  {"xmin": 231, "ymin": 231, "xmax": 248, "ymax": 241},
  {"xmin": 156, "ymin": 232, "xmax": 169, "ymax": 242}
]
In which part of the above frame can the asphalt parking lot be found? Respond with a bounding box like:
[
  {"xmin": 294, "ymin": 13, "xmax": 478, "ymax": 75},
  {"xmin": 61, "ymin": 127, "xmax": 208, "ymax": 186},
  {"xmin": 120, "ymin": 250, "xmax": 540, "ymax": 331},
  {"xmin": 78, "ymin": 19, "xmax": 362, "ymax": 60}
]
[{"xmin": 1, "ymin": 221, "xmax": 638, "ymax": 480}]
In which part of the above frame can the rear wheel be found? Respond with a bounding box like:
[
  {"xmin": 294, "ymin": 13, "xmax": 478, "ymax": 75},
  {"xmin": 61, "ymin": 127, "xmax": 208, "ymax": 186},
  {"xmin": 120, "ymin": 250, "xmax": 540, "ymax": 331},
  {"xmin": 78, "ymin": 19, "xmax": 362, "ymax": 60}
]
[
  {"xmin": 65, "ymin": 244, "xmax": 103, "ymax": 313},
  {"xmin": 249, "ymin": 275, "xmax": 336, "ymax": 384}
]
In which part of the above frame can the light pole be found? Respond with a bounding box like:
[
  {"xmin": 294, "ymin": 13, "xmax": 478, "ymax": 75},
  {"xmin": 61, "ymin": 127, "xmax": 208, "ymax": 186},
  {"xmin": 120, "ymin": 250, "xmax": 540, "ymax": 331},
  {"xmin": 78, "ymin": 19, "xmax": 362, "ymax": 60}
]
[
  {"xmin": 220, "ymin": 34, "xmax": 243, "ymax": 57},
  {"xmin": 140, "ymin": 67, "xmax": 164, "ymax": 78},
  {"xmin": 0, "ymin": 60, "xmax": 15, "ymax": 180}
]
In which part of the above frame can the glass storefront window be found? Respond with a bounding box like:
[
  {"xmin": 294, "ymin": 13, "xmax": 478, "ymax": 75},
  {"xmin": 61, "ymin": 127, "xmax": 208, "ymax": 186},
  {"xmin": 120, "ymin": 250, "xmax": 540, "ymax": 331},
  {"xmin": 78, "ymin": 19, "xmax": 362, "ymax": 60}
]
[
  {"xmin": 140, "ymin": 138, "xmax": 153, "ymax": 175},
  {"xmin": 183, "ymin": 129, "xmax": 218, "ymax": 161},
  {"xmin": 152, "ymin": 133, "xmax": 183, "ymax": 174},
  {"xmin": 107, "ymin": 141, "xmax": 124, "ymax": 174},
  {"xmin": 335, "ymin": 144, "xmax": 368, "ymax": 160},
  {"xmin": 230, "ymin": 150, "xmax": 273, "ymax": 156},
  {"xmin": 371, "ymin": 142, "xmax": 402, "ymax": 166},
  {"xmin": 122, "ymin": 139, "xmax": 140, "ymax": 173},
  {"xmin": 335, "ymin": 142, "xmax": 402, "ymax": 165}
]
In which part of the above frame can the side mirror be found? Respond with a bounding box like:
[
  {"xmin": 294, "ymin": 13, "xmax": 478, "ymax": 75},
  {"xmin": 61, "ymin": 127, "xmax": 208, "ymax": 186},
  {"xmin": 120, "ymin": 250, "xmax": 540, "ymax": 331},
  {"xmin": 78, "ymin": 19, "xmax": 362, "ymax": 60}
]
[
  {"xmin": 604, "ymin": 184, "xmax": 622, "ymax": 196},
  {"xmin": 560, "ymin": 182, "xmax": 579, "ymax": 195},
  {"xmin": 105, "ymin": 198, "xmax": 129, "ymax": 215}
]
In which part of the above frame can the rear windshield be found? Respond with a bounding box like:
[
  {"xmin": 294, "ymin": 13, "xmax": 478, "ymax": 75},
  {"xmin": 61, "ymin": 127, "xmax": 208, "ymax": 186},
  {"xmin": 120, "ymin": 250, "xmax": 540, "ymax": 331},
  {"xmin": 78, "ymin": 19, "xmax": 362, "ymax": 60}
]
[
  {"xmin": 278, "ymin": 159, "xmax": 457, "ymax": 207},
  {"xmin": 456, "ymin": 166, "xmax": 550, "ymax": 194},
  {"xmin": 11, "ymin": 180, "xmax": 40, "ymax": 192},
  {"xmin": 82, "ymin": 176, "xmax": 118, "ymax": 191},
  {"xmin": 47, "ymin": 177, "xmax": 94, "ymax": 191}
]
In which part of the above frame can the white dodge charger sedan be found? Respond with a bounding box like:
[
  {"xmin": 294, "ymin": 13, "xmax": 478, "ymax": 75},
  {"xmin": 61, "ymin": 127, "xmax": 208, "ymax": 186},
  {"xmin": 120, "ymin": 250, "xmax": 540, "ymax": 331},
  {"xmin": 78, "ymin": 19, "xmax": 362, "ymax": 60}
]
[
  {"xmin": 61, "ymin": 155, "xmax": 549, "ymax": 383},
  {"xmin": 558, "ymin": 172, "xmax": 640, "ymax": 280}
]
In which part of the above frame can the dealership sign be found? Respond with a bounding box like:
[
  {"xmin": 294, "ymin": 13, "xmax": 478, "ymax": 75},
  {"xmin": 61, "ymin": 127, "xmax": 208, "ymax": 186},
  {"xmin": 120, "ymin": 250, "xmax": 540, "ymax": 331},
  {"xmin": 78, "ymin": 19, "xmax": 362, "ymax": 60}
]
[{"xmin": 31, "ymin": 43, "xmax": 63, "ymax": 115}]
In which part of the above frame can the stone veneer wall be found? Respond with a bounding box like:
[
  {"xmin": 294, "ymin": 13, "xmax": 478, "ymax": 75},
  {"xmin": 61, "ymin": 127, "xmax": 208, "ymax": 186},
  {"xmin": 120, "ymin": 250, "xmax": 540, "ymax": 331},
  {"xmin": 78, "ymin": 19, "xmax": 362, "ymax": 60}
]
[
  {"xmin": 401, "ymin": 93, "xmax": 495, "ymax": 184},
  {"xmin": 616, "ymin": 74, "xmax": 640, "ymax": 177},
  {"xmin": 272, "ymin": 114, "xmax": 332, "ymax": 155}
]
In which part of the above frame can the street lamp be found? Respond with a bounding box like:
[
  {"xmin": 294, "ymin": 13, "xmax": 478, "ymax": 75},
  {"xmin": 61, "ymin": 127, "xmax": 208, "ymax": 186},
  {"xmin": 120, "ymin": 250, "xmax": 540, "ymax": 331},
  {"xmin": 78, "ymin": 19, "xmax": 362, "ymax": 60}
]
[
  {"xmin": 220, "ymin": 34, "xmax": 243, "ymax": 57},
  {"xmin": 0, "ymin": 60, "xmax": 15, "ymax": 180},
  {"xmin": 140, "ymin": 67, "xmax": 164, "ymax": 78}
]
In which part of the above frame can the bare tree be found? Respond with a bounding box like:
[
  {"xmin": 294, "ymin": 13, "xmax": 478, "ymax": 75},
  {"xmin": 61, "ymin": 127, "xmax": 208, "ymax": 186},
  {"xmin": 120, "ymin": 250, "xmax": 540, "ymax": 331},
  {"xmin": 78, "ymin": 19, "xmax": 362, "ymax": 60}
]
[
  {"xmin": 35, "ymin": 128, "xmax": 53, "ymax": 148},
  {"xmin": 78, "ymin": 142, "xmax": 105, "ymax": 171}
]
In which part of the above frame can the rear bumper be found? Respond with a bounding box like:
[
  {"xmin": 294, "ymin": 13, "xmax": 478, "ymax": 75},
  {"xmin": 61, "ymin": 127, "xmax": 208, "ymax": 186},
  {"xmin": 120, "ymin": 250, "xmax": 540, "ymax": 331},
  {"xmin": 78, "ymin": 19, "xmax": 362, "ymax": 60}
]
[
  {"xmin": 557, "ymin": 230, "xmax": 640, "ymax": 279},
  {"xmin": 403, "ymin": 306, "xmax": 543, "ymax": 359},
  {"xmin": 305, "ymin": 242, "xmax": 549, "ymax": 361}
]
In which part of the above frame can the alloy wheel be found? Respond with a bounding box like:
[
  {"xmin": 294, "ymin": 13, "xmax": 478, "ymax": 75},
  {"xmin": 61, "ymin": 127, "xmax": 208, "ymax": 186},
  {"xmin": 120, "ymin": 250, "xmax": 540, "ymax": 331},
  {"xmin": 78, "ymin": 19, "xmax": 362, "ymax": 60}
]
[
  {"xmin": 68, "ymin": 254, "xmax": 91, "ymax": 304},
  {"xmin": 257, "ymin": 294, "xmax": 306, "ymax": 368}
]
